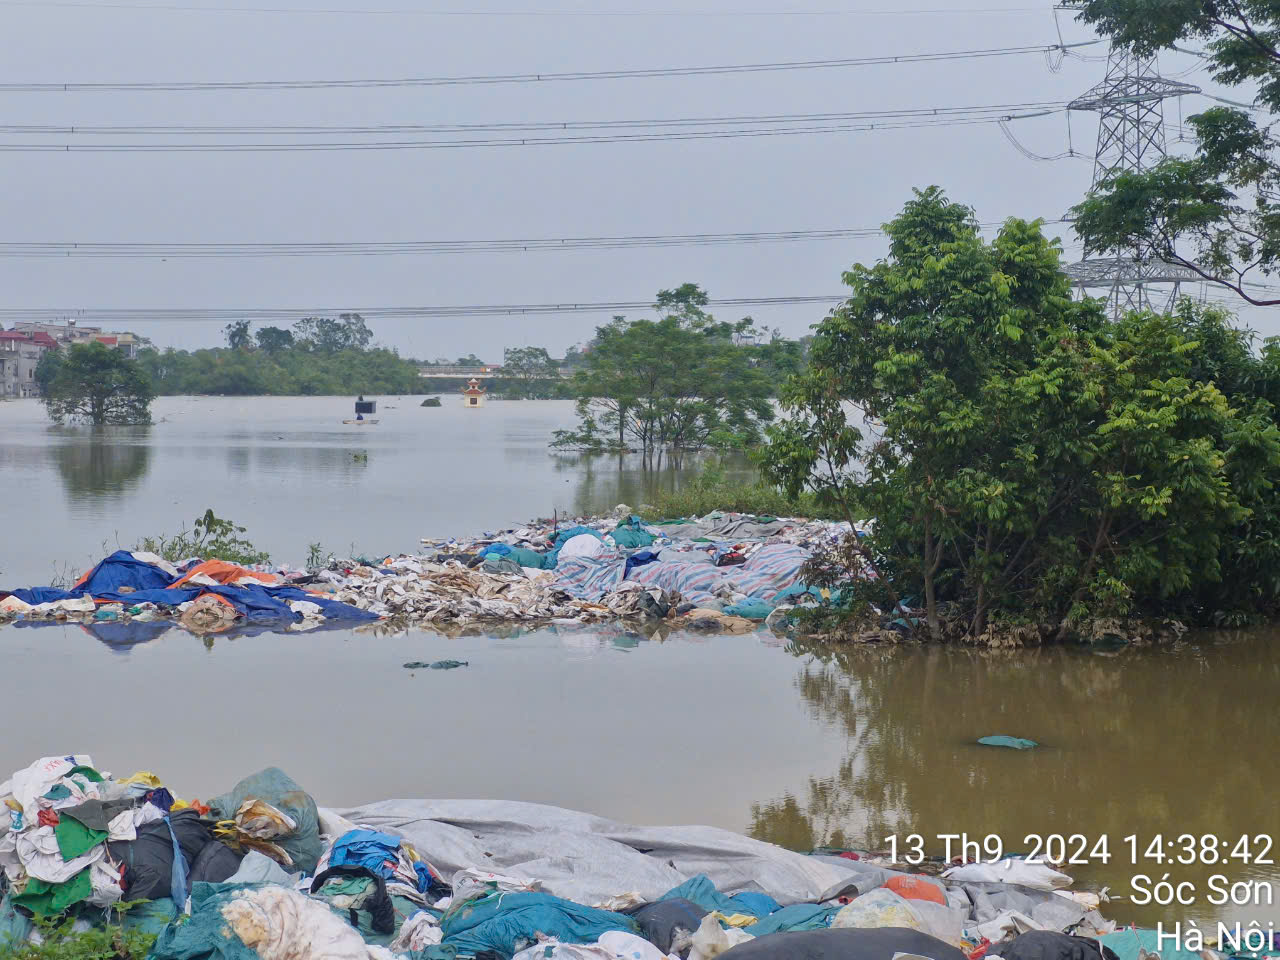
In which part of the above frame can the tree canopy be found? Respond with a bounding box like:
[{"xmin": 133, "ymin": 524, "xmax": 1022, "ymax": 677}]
[
  {"xmin": 1068, "ymin": 0, "xmax": 1280, "ymax": 304},
  {"xmin": 40, "ymin": 342, "xmax": 156, "ymax": 426},
  {"xmin": 501, "ymin": 346, "xmax": 563, "ymax": 399},
  {"xmin": 763, "ymin": 188, "xmax": 1280, "ymax": 640},
  {"xmin": 553, "ymin": 284, "xmax": 776, "ymax": 463}
]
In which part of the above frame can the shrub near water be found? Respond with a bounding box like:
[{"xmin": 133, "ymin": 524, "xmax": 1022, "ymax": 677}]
[
  {"xmin": 764, "ymin": 188, "xmax": 1280, "ymax": 642},
  {"xmin": 135, "ymin": 509, "xmax": 270, "ymax": 566}
]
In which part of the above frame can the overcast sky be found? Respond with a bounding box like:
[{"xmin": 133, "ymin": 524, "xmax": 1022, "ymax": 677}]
[{"xmin": 0, "ymin": 0, "xmax": 1263, "ymax": 361}]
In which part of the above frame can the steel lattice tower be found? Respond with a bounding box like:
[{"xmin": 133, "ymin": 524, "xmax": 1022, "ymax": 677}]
[{"xmin": 1065, "ymin": 44, "xmax": 1201, "ymax": 316}]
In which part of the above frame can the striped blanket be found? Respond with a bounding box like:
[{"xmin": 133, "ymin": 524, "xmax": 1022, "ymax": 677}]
[
  {"xmin": 553, "ymin": 544, "xmax": 811, "ymax": 605},
  {"xmin": 552, "ymin": 552, "xmax": 628, "ymax": 601},
  {"xmin": 627, "ymin": 543, "xmax": 809, "ymax": 606}
]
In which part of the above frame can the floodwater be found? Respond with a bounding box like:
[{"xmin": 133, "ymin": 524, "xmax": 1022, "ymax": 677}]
[
  {"xmin": 0, "ymin": 395, "xmax": 755, "ymax": 587},
  {"xmin": 2, "ymin": 396, "xmax": 1277, "ymax": 930}
]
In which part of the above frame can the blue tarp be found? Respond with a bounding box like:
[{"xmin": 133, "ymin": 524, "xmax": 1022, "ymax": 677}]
[
  {"xmin": 742, "ymin": 903, "xmax": 838, "ymax": 937},
  {"xmin": 329, "ymin": 829, "xmax": 405, "ymax": 882},
  {"xmin": 6, "ymin": 552, "xmax": 378, "ymax": 626},
  {"xmin": 441, "ymin": 891, "xmax": 637, "ymax": 960},
  {"xmin": 77, "ymin": 550, "xmax": 178, "ymax": 595},
  {"xmin": 659, "ymin": 874, "xmax": 780, "ymax": 919},
  {"xmin": 9, "ymin": 586, "xmax": 77, "ymax": 605}
]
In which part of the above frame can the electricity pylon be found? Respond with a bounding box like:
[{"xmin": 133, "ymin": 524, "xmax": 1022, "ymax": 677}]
[{"xmin": 1064, "ymin": 44, "xmax": 1202, "ymax": 316}]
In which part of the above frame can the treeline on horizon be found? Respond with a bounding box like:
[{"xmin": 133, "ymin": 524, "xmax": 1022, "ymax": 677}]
[{"xmin": 133, "ymin": 297, "xmax": 810, "ymax": 398}]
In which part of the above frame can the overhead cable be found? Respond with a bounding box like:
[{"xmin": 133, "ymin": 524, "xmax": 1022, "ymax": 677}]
[
  {"xmin": 0, "ymin": 2, "xmax": 1052, "ymax": 17},
  {"xmin": 0, "ymin": 220, "xmax": 1071, "ymax": 259},
  {"xmin": 0, "ymin": 43, "xmax": 1099, "ymax": 92},
  {"xmin": 0, "ymin": 296, "xmax": 847, "ymax": 322},
  {"xmin": 0, "ymin": 105, "xmax": 1064, "ymax": 152}
]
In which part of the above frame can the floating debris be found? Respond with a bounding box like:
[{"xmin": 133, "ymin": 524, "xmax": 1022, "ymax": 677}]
[{"xmin": 403, "ymin": 659, "xmax": 469, "ymax": 670}]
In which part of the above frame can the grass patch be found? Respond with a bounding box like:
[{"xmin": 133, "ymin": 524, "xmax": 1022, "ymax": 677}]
[{"xmin": 642, "ymin": 466, "xmax": 841, "ymax": 520}]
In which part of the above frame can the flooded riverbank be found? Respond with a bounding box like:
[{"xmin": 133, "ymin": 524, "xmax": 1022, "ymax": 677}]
[{"xmin": 1, "ymin": 615, "xmax": 1274, "ymax": 930}]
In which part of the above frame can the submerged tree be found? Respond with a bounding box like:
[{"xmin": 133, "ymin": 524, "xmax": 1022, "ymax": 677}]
[
  {"xmin": 553, "ymin": 285, "xmax": 775, "ymax": 464},
  {"xmin": 41, "ymin": 342, "xmax": 155, "ymax": 426},
  {"xmin": 763, "ymin": 188, "xmax": 1280, "ymax": 639}
]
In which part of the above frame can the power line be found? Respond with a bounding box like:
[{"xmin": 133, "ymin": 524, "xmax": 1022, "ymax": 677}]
[
  {"xmin": 0, "ymin": 296, "xmax": 846, "ymax": 322},
  {"xmin": 0, "ymin": 1, "xmax": 1050, "ymax": 17},
  {"xmin": 0, "ymin": 101, "xmax": 1065, "ymax": 135},
  {"xmin": 0, "ymin": 220, "xmax": 1070, "ymax": 259},
  {"xmin": 0, "ymin": 104, "xmax": 1064, "ymax": 152},
  {"xmin": 0, "ymin": 43, "xmax": 1098, "ymax": 93}
]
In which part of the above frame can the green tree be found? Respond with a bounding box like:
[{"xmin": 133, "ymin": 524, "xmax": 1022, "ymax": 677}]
[
  {"xmin": 41, "ymin": 342, "xmax": 155, "ymax": 425},
  {"xmin": 34, "ymin": 348, "xmax": 62, "ymax": 395},
  {"xmin": 223, "ymin": 319, "xmax": 252, "ymax": 350},
  {"xmin": 255, "ymin": 325, "xmax": 295, "ymax": 354},
  {"xmin": 293, "ymin": 313, "xmax": 372, "ymax": 353},
  {"xmin": 501, "ymin": 346, "xmax": 560, "ymax": 399},
  {"xmin": 764, "ymin": 188, "xmax": 1280, "ymax": 639},
  {"xmin": 455, "ymin": 353, "xmax": 485, "ymax": 366},
  {"xmin": 1068, "ymin": 0, "xmax": 1280, "ymax": 304},
  {"xmin": 554, "ymin": 288, "xmax": 775, "ymax": 464}
]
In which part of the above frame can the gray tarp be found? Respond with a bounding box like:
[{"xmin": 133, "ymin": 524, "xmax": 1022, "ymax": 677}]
[
  {"xmin": 328, "ymin": 799, "xmax": 861, "ymax": 907},
  {"xmin": 651, "ymin": 518, "xmax": 789, "ymax": 541}
]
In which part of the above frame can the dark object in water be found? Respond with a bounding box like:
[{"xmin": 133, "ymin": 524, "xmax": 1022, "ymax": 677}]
[
  {"xmin": 403, "ymin": 659, "xmax": 470, "ymax": 670},
  {"xmin": 421, "ymin": 397, "xmax": 443, "ymax": 407}
]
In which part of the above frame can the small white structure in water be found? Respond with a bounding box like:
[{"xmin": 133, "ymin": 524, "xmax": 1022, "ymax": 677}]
[{"xmin": 462, "ymin": 377, "xmax": 487, "ymax": 408}]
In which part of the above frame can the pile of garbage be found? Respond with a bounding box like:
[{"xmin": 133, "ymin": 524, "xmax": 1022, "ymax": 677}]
[
  {"xmin": 1, "ymin": 753, "xmax": 1173, "ymax": 960},
  {"xmin": 320, "ymin": 509, "xmax": 864, "ymax": 631},
  {"xmin": 0, "ymin": 510, "xmax": 865, "ymax": 638},
  {"xmin": 0, "ymin": 552, "xmax": 379, "ymax": 637}
]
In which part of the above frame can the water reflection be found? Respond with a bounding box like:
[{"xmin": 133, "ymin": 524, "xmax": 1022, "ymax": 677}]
[
  {"xmin": 51, "ymin": 434, "xmax": 151, "ymax": 501},
  {"xmin": 749, "ymin": 635, "xmax": 1280, "ymax": 926},
  {"xmin": 558, "ymin": 451, "xmax": 757, "ymax": 516}
]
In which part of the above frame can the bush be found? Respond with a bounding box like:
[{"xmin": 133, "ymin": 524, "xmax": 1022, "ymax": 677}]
[
  {"xmin": 0, "ymin": 904, "xmax": 156, "ymax": 960},
  {"xmin": 136, "ymin": 509, "xmax": 270, "ymax": 565}
]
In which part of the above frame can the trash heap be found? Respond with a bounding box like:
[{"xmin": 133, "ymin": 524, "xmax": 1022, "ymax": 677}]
[
  {"xmin": 1, "ymin": 754, "xmax": 1169, "ymax": 960},
  {"xmin": 0, "ymin": 552, "xmax": 381, "ymax": 637},
  {"xmin": 322, "ymin": 509, "xmax": 866, "ymax": 632},
  {"xmin": 0, "ymin": 510, "xmax": 865, "ymax": 638}
]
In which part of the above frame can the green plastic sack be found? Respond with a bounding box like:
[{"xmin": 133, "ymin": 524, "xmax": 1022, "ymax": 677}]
[{"xmin": 209, "ymin": 767, "xmax": 323, "ymax": 874}]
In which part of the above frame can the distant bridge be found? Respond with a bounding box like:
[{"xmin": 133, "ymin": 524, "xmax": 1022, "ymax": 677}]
[{"xmin": 418, "ymin": 364, "xmax": 572, "ymax": 379}]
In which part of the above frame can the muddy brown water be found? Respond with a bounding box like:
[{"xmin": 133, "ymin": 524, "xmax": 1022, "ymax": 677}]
[{"xmin": 2, "ymin": 397, "xmax": 1276, "ymax": 931}]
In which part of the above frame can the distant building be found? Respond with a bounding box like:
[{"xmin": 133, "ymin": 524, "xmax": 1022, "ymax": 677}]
[
  {"xmin": 10, "ymin": 321, "xmax": 145, "ymax": 359},
  {"xmin": 0, "ymin": 330, "xmax": 59, "ymax": 398},
  {"xmin": 462, "ymin": 377, "xmax": 487, "ymax": 408}
]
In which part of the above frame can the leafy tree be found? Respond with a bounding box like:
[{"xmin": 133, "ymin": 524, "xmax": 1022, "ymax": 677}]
[
  {"xmin": 501, "ymin": 346, "xmax": 561, "ymax": 398},
  {"xmin": 554, "ymin": 287, "xmax": 775, "ymax": 464},
  {"xmin": 763, "ymin": 188, "xmax": 1280, "ymax": 640},
  {"xmin": 1068, "ymin": 0, "xmax": 1280, "ymax": 304},
  {"xmin": 223, "ymin": 319, "xmax": 252, "ymax": 350},
  {"xmin": 34, "ymin": 348, "xmax": 61, "ymax": 395},
  {"xmin": 293, "ymin": 313, "xmax": 373, "ymax": 353},
  {"xmin": 455, "ymin": 353, "xmax": 485, "ymax": 366},
  {"xmin": 41, "ymin": 342, "xmax": 155, "ymax": 426},
  {"xmin": 255, "ymin": 325, "xmax": 295, "ymax": 354}
]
